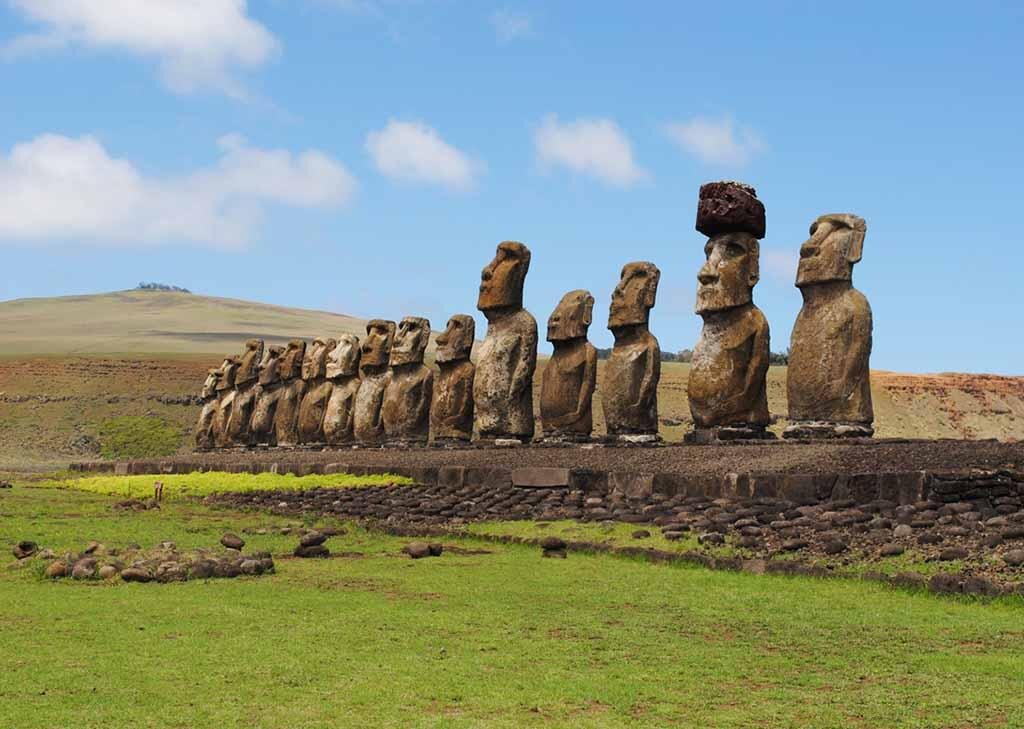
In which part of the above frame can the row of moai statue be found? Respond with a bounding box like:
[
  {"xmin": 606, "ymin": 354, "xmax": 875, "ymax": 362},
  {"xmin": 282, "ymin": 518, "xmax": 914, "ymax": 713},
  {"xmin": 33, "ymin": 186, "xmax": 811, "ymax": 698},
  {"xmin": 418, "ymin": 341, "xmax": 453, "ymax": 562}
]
[{"xmin": 196, "ymin": 180, "xmax": 873, "ymax": 448}]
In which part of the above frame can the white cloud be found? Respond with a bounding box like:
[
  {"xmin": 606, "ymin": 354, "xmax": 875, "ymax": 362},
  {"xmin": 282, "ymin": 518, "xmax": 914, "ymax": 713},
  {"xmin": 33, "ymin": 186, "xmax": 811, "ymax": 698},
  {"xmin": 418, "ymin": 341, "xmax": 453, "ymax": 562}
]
[
  {"xmin": 0, "ymin": 133, "xmax": 356, "ymax": 248},
  {"xmin": 366, "ymin": 120, "xmax": 480, "ymax": 191},
  {"xmin": 664, "ymin": 116, "xmax": 766, "ymax": 167},
  {"xmin": 761, "ymin": 249, "xmax": 799, "ymax": 283},
  {"xmin": 534, "ymin": 114, "xmax": 648, "ymax": 188},
  {"xmin": 3, "ymin": 0, "xmax": 278, "ymax": 96},
  {"xmin": 490, "ymin": 9, "xmax": 532, "ymax": 43}
]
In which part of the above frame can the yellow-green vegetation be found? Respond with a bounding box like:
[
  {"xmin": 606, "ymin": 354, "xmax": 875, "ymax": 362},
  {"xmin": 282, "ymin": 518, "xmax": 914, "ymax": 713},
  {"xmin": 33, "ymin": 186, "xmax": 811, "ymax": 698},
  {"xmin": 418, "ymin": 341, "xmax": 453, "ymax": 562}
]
[
  {"xmin": 98, "ymin": 415, "xmax": 183, "ymax": 460},
  {"xmin": 34, "ymin": 471, "xmax": 412, "ymax": 499},
  {"xmin": 2, "ymin": 486, "xmax": 1023, "ymax": 728}
]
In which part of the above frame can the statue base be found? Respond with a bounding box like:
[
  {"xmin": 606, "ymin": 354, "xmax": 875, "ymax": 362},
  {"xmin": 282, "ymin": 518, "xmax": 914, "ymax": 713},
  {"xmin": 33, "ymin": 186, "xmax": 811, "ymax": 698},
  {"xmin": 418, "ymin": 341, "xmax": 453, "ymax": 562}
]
[
  {"xmin": 383, "ymin": 439, "xmax": 429, "ymax": 448},
  {"xmin": 539, "ymin": 433, "xmax": 594, "ymax": 445},
  {"xmin": 685, "ymin": 426, "xmax": 776, "ymax": 444},
  {"xmin": 475, "ymin": 436, "xmax": 531, "ymax": 447},
  {"xmin": 783, "ymin": 422, "xmax": 874, "ymax": 440},
  {"xmin": 600, "ymin": 433, "xmax": 662, "ymax": 445}
]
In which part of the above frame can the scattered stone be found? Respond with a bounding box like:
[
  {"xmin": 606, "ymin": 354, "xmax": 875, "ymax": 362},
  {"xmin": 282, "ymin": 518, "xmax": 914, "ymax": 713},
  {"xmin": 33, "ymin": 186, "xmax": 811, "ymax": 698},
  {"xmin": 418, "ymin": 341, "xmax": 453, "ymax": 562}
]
[
  {"xmin": 822, "ymin": 539, "xmax": 848, "ymax": 555},
  {"xmin": 12, "ymin": 541, "xmax": 38, "ymax": 560},
  {"xmin": 220, "ymin": 533, "xmax": 245, "ymax": 550},
  {"xmin": 938, "ymin": 547, "xmax": 969, "ymax": 562},
  {"xmin": 1004, "ymin": 550, "xmax": 1024, "ymax": 568},
  {"xmin": 0, "ymin": 480, "xmax": 12, "ymax": 489},
  {"xmin": 697, "ymin": 532, "xmax": 725, "ymax": 546},
  {"xmin": 121, "ymin": 568, "xmax": 154, "ymax": 583},
  {"xmin": 403, "ymin": 541, "xmax": 432, "ymax": 559},
  {"xmin": 98, "ymin": 565, "xmax": 119, "ymax": 580},
  {"xmin": 428, "ymin": 543, "xmax": 444, "ymax": 557},
  {"xmin": 928, "ymin": 573, "xmax": 962, "ymax": 594},
  {"xmin": 71, "ymin": 558, "xmax": 97, "ymax": 580},
  {"xmin": 1002, "ymin": 527, "xmax": 1024, "ymax": 541},
  {"xmin": 45, "ymin": 560, "xmax": 68, "ymax": 578},
  {"xmin": 781, "ymin": 539, "xmax": 810, "ymax": 552},
  {"xmin": 982, "ymin": 534, "xmax": 1004, "ymax": 548},
  {"xmin": 540, "ymin": 536, "xmax": 567, "ymax": 551},
  {"xmin": 299, "ymin": 531, "xmax": 328, "ymax": 548},
  {"xmin": 663, "ymin": 531, "xmax": 685, "ymax": 541},
  {"xmin": 917, "ymin": 533, "xmax": 943, "ymax": 545},
  {"xmin": 892, "ymin": 524, "xmax": 913, "ymax": 539},
  {"xmin": 83, "ymin": 541, "xmax": 103, "ymax": 555},
  {"xmin": 879, "ymin": 543, "xmax": 905, "ymax": 557},
  {"xmin": 294, "ymin": 544, "xmax": 330, "ymax": 558},
  {"xmin": 631, "ymin": 529, "xmax": 651, "ymax": 539}
]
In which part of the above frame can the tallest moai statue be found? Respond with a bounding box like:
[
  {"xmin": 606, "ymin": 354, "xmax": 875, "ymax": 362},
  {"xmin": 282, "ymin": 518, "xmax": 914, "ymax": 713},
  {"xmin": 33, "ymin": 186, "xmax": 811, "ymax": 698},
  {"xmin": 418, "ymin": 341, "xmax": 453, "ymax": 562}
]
[
  {"xmin": 687, "ymin": 181, "xmax": 773, "ymax": 443},
  {"xmin": 785, "ymin": 214, "xmax": 873, "ymax": 438}
]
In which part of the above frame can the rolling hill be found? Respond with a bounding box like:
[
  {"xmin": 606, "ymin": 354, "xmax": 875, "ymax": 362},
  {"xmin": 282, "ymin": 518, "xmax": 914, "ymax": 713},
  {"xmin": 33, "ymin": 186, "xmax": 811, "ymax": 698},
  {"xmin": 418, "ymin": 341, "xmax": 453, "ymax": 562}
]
[{"xmin": 0, "ymin": 289, "xmax": 1021, "ymax": 470}]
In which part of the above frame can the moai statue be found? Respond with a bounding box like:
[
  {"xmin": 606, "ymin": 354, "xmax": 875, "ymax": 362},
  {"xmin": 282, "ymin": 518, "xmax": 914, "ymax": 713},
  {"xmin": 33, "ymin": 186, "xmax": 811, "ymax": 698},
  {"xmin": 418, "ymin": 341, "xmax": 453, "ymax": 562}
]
[
  {"xmin": 212, "ymin": 357, "xmax": 240, "ymax": 448},
  {"xmin": 687, "ymin": 181, "xmax": 772, "ymax": 442},
  {"xmin": 273, "ymin": 339, "xmax": 307, "ymax": 447},
  {"xmin": 785, "ymin": 214, "xmax": 873, "ymax": 438},
  {"xmin": 602, "ymin": 264, "xmax": 662, "ymax": 441},
  {"xmin": 250, "ymin": 345, "xmax": 285, "ymax": 445},
  {"xmin": 353, "ymin": 320, "xmax": 396, "ymax": 444},
  {"xmin": 431, "ymin": 315, "xmax": 476, "ymax": 443},
  {"xmin": 541, "ymin": 290, "xmax": 598, "ymax": 441},
  {"xmin": 226, "ymin": 338, "xmax": 264, "ymax": 446},
  {"xmin": 297, "ymin": 337, "xmax": 338, "ymax": 444},
  {"xmin": 194, "ymin": 365, "xmax": 222, "ymax": 450},
  {"xmin": 382, "ymin": 317, "xmax": 433, "ymax": 444},
  {"xmin": 323, "ymin": 334, "xmax": 362, "ymax": 446},
  {"xmin": 473, "ymin": 241, "xmax": 538, "ymax": 443}
]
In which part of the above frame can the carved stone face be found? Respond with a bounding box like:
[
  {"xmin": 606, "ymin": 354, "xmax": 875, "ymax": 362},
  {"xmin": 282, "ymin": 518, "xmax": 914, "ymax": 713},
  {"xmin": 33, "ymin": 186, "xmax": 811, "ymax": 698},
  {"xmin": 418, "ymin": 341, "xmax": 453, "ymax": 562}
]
[
  {"xmin": 796, "ymin": 214, "xmax": 866, "ymax": 287},
  {"xmin": 326, "ymin": 334, "xmax": 361, "ymax": 378},
  {"xmin": 361, "ymin": 320, "xmax": 396, "ymax": 369},
  {"xmin": 258, "ymin": 346, "xmax": 284, "ymax": 386},
  {"xmin": 302, "ymin": 337, "xmax": 336, "ymax": 380},
  {"xmin": 435, "ymin": 315, "xmax": 475, "ymax": 363},
  {"xmin": 609, "ymin": 262, "xmax": 660, "ymax": 329},
  {"xmin": 237, "ymin": 339, "xmax": 264, "ymax": 383},
  {"xmin": 478, "ymin": 241, "xmax": 531, "ymax": 312},
  {"xmin": 216, "ymin": 358, "xmax": 239, "ymax": 391},
  {"xmin": 391, "ymin": 317, "xmax": 430, "ymax": 366},
  {"xmin": 280, "ymin": 340, "xmax": 306, "ymax": 381},
  {"xmin": 202, "ymin": 369, "xmax": 220, "ymax": 399},
  {"xmin": 696, "ymin": 232, "xmax": 760, "ymax": 314},
  {"xmin": 548, "ymin": 289, "xmax": 594, "ymax": 342}
]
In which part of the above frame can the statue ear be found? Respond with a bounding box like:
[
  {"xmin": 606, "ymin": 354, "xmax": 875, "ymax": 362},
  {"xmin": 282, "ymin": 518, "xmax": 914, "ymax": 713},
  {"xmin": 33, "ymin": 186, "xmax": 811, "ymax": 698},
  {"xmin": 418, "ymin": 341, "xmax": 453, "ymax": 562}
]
[
  {"xmin": 748, "ymin": 244, "xmax": 761, "ymax": 287},
  {"xmin": 846, "ymin": 227, "xmax": 865, "ymax": 265},
  {"xmin": 583, "ymin": 295, "xmax": 594, "ymax": 326}
]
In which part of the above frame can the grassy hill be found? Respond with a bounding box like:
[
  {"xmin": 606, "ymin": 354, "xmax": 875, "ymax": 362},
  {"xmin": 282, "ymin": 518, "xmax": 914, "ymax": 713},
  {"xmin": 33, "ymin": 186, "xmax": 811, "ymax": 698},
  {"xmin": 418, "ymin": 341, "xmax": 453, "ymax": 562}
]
[
  {"xmin": 0, "ymin": 290, "xmax": 369, "ymax": 355},
  {"xmin": 0, "ymin": 290, "xmax": 1021, "ymax": 470}
]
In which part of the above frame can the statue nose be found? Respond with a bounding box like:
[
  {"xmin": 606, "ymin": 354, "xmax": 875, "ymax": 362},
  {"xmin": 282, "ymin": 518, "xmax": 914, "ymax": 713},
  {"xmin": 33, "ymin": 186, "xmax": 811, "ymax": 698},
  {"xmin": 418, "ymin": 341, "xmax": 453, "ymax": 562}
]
[{"xmin": 698, "ymin": 267, "xmax": 717, "ymax": 285}]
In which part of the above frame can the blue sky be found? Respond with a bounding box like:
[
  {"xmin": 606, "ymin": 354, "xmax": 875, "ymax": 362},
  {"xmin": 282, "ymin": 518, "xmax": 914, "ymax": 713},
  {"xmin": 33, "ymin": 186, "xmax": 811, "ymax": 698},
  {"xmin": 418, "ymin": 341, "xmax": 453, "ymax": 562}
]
[{"xmin": 1, "ymin": 1, "xmax": 1022, "ymax": 374}]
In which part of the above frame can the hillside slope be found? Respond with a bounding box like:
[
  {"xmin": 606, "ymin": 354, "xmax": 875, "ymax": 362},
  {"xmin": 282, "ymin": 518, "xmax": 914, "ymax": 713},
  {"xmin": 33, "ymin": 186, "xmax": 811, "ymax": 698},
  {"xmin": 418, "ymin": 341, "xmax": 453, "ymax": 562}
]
[{"xmin": 0, "ymin": 290, "xmax": 369, "ymax": 355}]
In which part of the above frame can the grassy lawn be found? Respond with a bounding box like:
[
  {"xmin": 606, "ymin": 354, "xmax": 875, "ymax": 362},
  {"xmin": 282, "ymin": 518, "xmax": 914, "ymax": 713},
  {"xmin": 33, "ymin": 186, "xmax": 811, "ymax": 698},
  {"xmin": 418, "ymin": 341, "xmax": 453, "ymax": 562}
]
[
  {"xmin": 30, "ymin": 471, "xmax": 413, "ymax": 499},
  {"xmin": 2, "ymin": 486, "xmax": 1023, "ymax": 728}
]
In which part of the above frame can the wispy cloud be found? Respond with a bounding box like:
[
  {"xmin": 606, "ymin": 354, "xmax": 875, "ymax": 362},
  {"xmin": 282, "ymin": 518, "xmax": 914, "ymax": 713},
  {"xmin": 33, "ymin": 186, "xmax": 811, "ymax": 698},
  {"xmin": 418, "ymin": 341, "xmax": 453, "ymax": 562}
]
[
  {"xmin": 366, "ymin": 120, "xmax": 481, "ymax": 192},
  {"xmin": 3, "ymin": 0, "xmax": 278, "ymax": 97},
  {"xmin": 0, "ymin": 133, "xmax": 355, "ymax": 248},
  {"xmin": 534, "ymin": 115, "xmax": 648, "ymax": 188},
  {"xmin": 490, "ymin": 9, "xmax": 532, "ymax": 43},
  {"xmin": 664, "ymin": 116, "xmax": 766, "ymax": 167}
]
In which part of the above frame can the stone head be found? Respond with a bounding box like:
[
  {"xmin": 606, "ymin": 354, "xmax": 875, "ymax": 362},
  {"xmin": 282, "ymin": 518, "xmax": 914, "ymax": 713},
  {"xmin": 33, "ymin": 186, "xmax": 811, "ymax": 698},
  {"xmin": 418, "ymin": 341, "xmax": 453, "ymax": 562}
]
[
  {"xmin": 696, "ymin": 232, "xmax": 760, "ymax": 314},
  {"xmin": 326, "ymin": 334, "xmax": 361, "ymax": 379},
  {"xmin": 796, "ymin": 213, "xmax": 866, "ymax": 287},
  {"xmin": 391, "ymin": 316, "xmax": 430, "ymax": 366},
  {"xmin": 236, "ymin": 339, "xmax": 264, "ymax": 384},
  {"xmin": 548, "ymin": 289, "xmax": 594, "ymax": 343},
  {"xmin": 215, "ymin": 357, "xmax": 239, "ymax": 392},
  {"xmin": 302, "ymin": 337, "xmax": 337, "ymax": 381},
  {"xmin": 202, "ymin": 368, "xmax": 220, "ymax": 399},
  {"xmin": 478, "ymin": 241, "xmax": 531, "ymax": 312},
  {"xmin": 435, "ymin": 314, "xmax": 475, "ymax": 363},
  {"xmin": 258, "ymin": 345, "xmax": 285, "ymax": 386},
  {"xmin": 361, "ymin": 320, "xmax": 396, "ymax": 369},
  {"xmin": 280, "ymin": 340, "xmax": 306, "ymax": 381},
  {"xmin": 609, "ymin": 262, "xmax": 660, "ymax": 329}
]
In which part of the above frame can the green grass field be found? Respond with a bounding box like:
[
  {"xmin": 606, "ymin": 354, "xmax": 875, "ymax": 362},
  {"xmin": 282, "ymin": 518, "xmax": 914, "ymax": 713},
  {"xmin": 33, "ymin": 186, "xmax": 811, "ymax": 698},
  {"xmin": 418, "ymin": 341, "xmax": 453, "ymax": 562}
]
[{"xmin": 2, "ymin": 485, "xmax": 1023, "ymax": 728}]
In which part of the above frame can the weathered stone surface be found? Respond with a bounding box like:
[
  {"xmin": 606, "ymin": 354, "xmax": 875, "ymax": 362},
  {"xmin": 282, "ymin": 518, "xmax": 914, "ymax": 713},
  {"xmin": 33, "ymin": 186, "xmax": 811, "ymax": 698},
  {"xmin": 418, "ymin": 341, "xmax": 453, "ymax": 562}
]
[
  {"xmin": 98, "ymin": 564, "xmax": 119, "ymax": 580},
  {"xmin": 121, "ymin": 567, "xmax": 154, "ymax": 583},
  {"xmin": 541, "ymin": 290, "xmax": 597, "ymax": 439},
  {"xmin": 250, "ymin": 345, "xmax": 285, "ymax": 446},
  {"xmin": 323, "ymin": 334, "xmax": 362, "ymax": 446},
  {"xmin": 299, "ymin": 531, "xmax": 328, "ymax": 548},
  {"xmin": 382, "ymin": 317, "xmax": 433, "ymax": 444},
  {"xmin": 220, "ymin": 533, "xmax": 245, "ymax": 550},
  {"xmin": 602, "ymin": 262, "xmax": 661, "ymax": 437},
  {"xmin": 297, "ymin": 337, "xmax": 338, "ymax": 444},
  {"xmin": 474, "ymin": 242, "xmax": 537, "ymax": 441},
  {"xmin": 223, "ymin": 339, "xmax": 264, "ymax": 447},
  {"xmin": 71, "ymin": 557, "xmax": 98, "ymax": 579},
  {"xmin": 431, "ymin": 315, "xmax": 476, "ymax": 442},
  {"xmin": 695, "ymin": 181, "xmax": 766, "ymax": 239},
  {"xmin": 273, "ymin": 340, "xmax": 307, "ymax": 447},
  {"xmin": 353, "ymin": 320, "xmax": 396, "ymax": 444},
  {"xmin": 512, "ymin": 467, "xmax": 571, "ymax": 488},
  {"xmin": 13, "ymin": 540, "xmax": 38, "ymax": 559},
  {"xmin": 689, "ymin": 183, "xmax": 770, "ymax": 439},
  {"xmin": 211, "ymin": 357, "xmax": 239, "ymax": 448},
  {"xmin": 404, "ymin": 541, "xmax": 432, "ymax": 559},
  {"xmin": 786, "ymin": 214, "xmax": 873, "ymax": 438},
  {"xmin": 194, "ymin": 366, "xmax": 221, "ymax": 449},
  {"xmin": 45, "ymin": 560, "xmax": 69, "ymax": 578}
]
